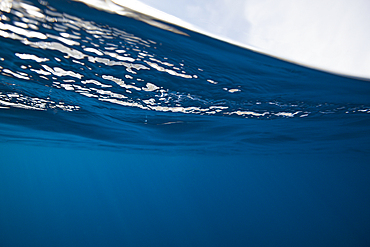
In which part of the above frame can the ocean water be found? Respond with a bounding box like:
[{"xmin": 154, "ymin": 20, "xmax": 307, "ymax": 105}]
[{"xmin": 0, "ymin": 0, "xmax": 370, "ymax": 246}]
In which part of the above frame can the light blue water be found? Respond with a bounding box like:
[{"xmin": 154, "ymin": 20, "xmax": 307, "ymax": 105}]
[{"xmin": 0, "ymin": 0, "xmax": 370, "ymax": 246}]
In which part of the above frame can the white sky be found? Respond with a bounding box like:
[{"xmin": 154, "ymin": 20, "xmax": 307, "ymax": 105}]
[{"xmin": 95, "ymin": 0, "xmax": 370, "ymax": 79}]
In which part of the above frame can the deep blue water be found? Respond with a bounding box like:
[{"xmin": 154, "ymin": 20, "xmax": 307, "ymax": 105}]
[{"xmin": 0, "ymin": 0, "xmax": 370, "ymax": 246}]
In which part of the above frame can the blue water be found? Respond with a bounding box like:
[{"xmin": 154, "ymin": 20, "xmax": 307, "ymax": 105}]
[{"xmin": 0, "ymin": 0, "xmax": 370, "ymax": 246}]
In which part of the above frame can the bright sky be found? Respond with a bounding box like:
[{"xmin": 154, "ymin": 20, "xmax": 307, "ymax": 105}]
[{"xmin": 87, "ymin": 0, "xmax": 370, "ymax": 79}]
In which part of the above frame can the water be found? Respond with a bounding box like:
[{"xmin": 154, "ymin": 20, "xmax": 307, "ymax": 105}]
[{"xmin": 0, "ymin": 0, "xmax": 369, "ymax": 246}]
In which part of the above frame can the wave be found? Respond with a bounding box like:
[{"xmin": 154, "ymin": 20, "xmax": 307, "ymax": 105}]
[{"xmin": 0, "ymin": 0, "xmax": 369, "ymax": 153}]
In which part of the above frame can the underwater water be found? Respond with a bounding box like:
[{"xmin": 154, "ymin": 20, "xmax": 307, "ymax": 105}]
[{"xmin": 0, "ymin": 0, "xmax": 370, "ymax": 246}]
